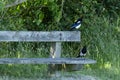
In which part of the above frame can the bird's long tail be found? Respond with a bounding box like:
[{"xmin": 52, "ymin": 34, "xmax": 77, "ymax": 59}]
[{"xmin": 70, "ymin": 27, "xmax": 75, "ymax": 31}]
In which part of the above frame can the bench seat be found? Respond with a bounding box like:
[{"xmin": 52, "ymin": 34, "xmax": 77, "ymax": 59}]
[{"xmin": 0, "ymin": 58, "xmax": 96, "ymax": 64}]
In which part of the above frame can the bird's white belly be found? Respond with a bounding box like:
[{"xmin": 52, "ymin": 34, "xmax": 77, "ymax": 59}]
[
  {"xmin": 80, "ymin": 52, "xmax": 86, "ymax": 56},
  {"xmin": 75, "ymin": 24, "xmax": 81, "ymax": 29}
]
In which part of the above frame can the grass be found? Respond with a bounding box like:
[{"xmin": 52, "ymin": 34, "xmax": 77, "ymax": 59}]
[
  {"xmin": 77, "ymin": 67, "xmax": 120, "ymax": 80},
  {"xmin": 0, "ymin": 16, "xmax": 120, "ymax": 80},
  {"xmin": 77, "ymin": 16, "xmax": 120, "ymax": 80}
]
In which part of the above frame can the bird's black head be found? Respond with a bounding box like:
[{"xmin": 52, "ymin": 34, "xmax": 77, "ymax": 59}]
[
  {"xmin": 82, "ymin": 45, "xmax": 87, "ymax": 53},
  {"xmin": 76, "ymin": 18, "xmax": 82, "ymax": 23}
]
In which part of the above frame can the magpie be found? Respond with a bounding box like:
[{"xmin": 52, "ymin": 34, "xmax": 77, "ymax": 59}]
[
  {"xmin": 70, "ymin": 18, "xmax": 82, "ymax": 30},
  {"xmin": 77, "ymin": 46, "xmax": 87, "ymax": 58}
]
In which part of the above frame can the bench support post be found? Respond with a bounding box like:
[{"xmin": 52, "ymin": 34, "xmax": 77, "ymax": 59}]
[
  {"xmin": 50, "ymin": 42, "xmax": 61, "ymax": 58},
  {"xmin": 48, "ymin": 42, "xmax": 62, "ymax": 75}
]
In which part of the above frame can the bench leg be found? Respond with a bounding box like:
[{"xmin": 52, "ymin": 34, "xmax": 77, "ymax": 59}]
[{"xmin": 48, "ymin": 42, "xmax": 62, "ymax": 75}]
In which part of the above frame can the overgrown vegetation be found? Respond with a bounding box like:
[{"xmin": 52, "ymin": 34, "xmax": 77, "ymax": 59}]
[{"xmin": 0, "ymin": 0, "xmax": 120, "ymax": 80}]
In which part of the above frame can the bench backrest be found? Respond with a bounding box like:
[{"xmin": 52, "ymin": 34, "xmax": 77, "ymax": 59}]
[
  {"xmin": 0, "ymin": 31, "xmax": 80, "ymax": 42},
  {"xmin": 0, "ymin": 31, "xmax": 97, "ymax": 64}
]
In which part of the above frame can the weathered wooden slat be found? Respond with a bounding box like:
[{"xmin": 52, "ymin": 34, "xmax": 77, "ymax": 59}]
[
  {"xmin": 0, "ymin": 58, "xmax": 96, "ymax": 64},
  {"xmin": 0, "ymin": 31, "xmax": 80, "ymax": 42}
]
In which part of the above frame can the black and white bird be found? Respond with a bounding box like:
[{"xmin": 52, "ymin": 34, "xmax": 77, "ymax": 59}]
[
  {"xmin": 70, "ymin": 18, "xmax": 82, "ymax": 30},
  {"xmin": 77, "ymin": 46, "xmax": 87, "ymax": 58}
]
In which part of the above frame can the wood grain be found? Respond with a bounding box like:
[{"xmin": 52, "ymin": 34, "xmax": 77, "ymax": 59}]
[
  {"xmin": 0, "ymin": 31, "xmax": 80, "ymax": 42},
  {"xmin": 0, "ymin": 58, "xmax": 96, "ymax": 64}
]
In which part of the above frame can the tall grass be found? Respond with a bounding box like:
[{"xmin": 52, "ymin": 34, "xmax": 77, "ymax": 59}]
[{"xmin": 77, "ymin": 16, "xmax": 120, "ymax": 80}]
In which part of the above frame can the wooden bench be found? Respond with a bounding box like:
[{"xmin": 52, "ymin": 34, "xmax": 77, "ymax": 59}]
[{"xmin": 0, "ymin": 31, "xmax": 96, "ymax": 64}]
